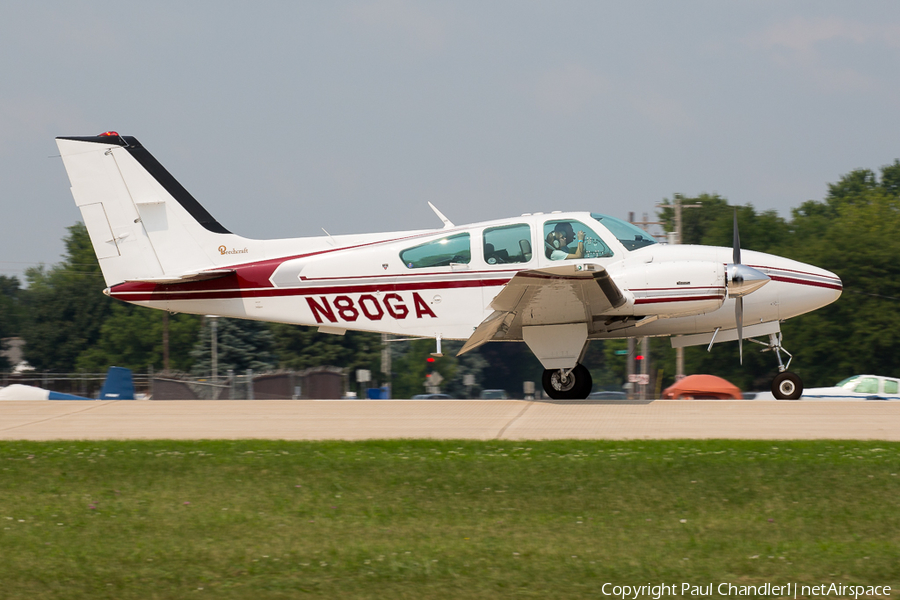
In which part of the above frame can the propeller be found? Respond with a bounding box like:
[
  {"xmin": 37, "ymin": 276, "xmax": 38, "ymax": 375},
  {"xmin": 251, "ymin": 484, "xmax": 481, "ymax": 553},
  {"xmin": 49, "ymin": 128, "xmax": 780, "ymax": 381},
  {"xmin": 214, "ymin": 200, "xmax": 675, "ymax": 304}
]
[{"xmin": 726, "ymin": 208, "xmax": 770, "ymax": 363}]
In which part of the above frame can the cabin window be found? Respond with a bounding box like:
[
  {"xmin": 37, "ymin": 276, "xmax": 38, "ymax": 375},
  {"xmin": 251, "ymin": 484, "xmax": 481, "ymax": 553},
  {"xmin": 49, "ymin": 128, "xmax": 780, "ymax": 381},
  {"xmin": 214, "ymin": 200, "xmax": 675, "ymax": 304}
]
[
  {"xmin": 483, "ymin": 224, "xmax": 532, "ymax": 265},
  {"xmin": 884, "ymin": 379, "xmax": 899, "ymax": 394},
  {"xmin": 542, "ymin": 219, "xmax": 613, "ymax": 260},
  {"xmin": 591, "ymin": 213, "xmax": 657, "ymax": 250},
  {"xmin": 855, "ymin": 377, "xmax": 879, "ymax": 394},
  {"xmin": 400, "ymin": 233, "xmax": 471, "ymax": 269}
]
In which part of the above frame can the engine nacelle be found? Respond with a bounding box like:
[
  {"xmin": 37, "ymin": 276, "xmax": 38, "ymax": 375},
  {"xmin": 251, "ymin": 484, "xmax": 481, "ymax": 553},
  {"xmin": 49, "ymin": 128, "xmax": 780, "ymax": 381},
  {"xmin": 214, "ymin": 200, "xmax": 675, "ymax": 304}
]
[{"xmin": 610, "ymin": 260, "xmax": 726, "ymax": 317}]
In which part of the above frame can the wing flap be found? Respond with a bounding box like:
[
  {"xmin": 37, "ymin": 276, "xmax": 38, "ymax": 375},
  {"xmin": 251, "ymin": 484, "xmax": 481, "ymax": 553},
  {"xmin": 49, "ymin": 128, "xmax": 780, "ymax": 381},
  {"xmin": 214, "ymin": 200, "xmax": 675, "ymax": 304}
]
[
  {"xmin": 458, "ymin": 264, "xmax": 626, "ymax": 355},
  {"xmin": 457, "ymin": 310, "xmax": 511, "ymax": 355}
]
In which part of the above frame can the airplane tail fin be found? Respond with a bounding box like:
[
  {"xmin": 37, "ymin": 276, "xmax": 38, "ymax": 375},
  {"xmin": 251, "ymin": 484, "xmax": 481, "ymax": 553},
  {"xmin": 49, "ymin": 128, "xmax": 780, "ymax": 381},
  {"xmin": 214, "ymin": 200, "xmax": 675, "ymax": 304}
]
[
  {"xmin": 56, "ymin": 133, "xmax": 250, "ymax": 287},
  {"xmin": 98, "ymin": 366, "xmax": 135, "ymax": 400}
]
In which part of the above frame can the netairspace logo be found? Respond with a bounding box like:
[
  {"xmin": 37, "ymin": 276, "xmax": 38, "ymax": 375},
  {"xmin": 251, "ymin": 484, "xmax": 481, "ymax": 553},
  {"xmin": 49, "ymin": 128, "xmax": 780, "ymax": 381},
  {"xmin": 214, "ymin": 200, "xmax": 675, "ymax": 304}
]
[{"xmin": 600, "ymin": 582, "xmax": 891, "ymax": 599}]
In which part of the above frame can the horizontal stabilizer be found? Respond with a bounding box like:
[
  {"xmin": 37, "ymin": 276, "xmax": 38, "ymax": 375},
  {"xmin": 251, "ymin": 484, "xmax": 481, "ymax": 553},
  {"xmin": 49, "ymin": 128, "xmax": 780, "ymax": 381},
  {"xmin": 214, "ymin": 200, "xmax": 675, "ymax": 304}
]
[{"xmin": 124, "ymin": 269, "xmax": 234, "ymax": 284}]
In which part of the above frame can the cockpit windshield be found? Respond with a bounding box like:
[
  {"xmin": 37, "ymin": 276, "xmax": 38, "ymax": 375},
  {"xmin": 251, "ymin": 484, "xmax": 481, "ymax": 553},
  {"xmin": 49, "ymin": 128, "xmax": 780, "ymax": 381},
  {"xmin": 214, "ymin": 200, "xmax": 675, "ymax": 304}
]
[
  {"xmin": 590, "ymin": 213, "xmax": 657, "ymax": 251},
  {"xmin": 836, "ymin": 375, "xmax": 861, "ymax": 390}
]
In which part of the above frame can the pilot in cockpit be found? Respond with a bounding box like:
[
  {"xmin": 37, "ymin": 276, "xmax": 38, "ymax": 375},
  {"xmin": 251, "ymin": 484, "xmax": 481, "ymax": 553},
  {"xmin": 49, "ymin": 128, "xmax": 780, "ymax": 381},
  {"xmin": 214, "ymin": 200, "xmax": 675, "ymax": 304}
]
[{"xmin": 545, "ymin": 222, "xmax": 585, "ymax": 260}]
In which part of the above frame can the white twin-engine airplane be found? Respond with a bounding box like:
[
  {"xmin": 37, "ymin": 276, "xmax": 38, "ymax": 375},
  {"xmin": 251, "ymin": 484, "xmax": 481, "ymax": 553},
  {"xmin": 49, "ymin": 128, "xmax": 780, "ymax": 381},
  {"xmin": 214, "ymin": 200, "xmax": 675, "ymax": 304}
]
[{"xmin": 56, "ymin": 133, "xmax": 842, "ymax": 400}]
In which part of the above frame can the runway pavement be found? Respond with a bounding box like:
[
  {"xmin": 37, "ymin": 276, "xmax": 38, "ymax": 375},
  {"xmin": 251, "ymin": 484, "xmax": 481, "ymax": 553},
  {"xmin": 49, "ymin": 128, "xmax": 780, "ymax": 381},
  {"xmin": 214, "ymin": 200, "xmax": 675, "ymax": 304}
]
[{"xmin": 1, "ymin": 398, "xmax": 899, "ymax": 441}]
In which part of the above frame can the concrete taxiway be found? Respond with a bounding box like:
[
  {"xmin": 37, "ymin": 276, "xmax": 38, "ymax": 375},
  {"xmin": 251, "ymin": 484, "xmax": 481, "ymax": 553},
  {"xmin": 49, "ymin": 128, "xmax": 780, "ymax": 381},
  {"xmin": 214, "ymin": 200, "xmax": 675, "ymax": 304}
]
[{"xmin": 1, "ymin": 399, "xmax": 899, "ymax": 441}]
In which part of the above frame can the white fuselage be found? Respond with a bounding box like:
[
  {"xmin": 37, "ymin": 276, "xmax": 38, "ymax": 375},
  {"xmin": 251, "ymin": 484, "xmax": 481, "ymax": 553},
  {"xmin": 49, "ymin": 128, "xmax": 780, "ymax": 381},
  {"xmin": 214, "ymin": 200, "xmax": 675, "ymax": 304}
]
[{"xmin": 107, "ymin": 211, "xmax": 842, "ymax": 343}]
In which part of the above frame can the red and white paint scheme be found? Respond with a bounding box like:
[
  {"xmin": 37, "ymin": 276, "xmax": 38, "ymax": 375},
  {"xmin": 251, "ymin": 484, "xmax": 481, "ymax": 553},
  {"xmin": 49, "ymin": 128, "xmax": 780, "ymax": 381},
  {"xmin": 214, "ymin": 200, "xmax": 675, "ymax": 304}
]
[{"xmin": 56, "ymin": 134, "xmax": 842, "ymax": 399}]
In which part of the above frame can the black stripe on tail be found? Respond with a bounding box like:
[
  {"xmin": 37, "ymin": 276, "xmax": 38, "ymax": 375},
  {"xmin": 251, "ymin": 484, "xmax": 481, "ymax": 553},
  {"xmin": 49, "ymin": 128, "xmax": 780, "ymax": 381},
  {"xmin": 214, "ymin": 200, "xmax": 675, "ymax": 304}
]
[{"xmin": 56, "ymin": 135, "xmax": 232, "ymax": 235}]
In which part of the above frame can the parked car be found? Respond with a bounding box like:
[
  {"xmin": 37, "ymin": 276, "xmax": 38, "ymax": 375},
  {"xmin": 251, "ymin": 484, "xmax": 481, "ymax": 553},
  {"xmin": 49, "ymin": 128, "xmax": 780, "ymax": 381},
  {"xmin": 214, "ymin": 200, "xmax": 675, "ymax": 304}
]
[
  {"xmin": 411, "ymin": 393, "xmax": 454, "ymax": 400},
  {"xmin": 803, "ymin": 375, "xmax": 900, "ymax": 400},
  {"xmin": 479, "ymin": 389, "xmax": 509, "ymax": 399}
]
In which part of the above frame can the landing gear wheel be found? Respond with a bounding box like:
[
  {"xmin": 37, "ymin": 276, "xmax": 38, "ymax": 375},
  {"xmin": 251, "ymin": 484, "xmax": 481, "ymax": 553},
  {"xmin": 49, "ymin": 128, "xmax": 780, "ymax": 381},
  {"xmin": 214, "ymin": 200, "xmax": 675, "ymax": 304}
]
[
  {"xmin": 542, "ymin": 364, "xmax": 592, "ymax": 400},
  {"xmin": 772, "ymin": 371, "xmax": 803, "ymax": 400}
]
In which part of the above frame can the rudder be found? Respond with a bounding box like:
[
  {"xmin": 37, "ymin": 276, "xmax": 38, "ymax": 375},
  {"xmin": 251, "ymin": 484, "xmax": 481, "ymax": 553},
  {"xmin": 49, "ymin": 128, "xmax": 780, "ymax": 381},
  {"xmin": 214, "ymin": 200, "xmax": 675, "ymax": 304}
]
[
  {"xmin": 56, "ymin": 134, "xmax": 249, "ymax": 287},
  {"xmin": 98, "ymin": 366, "xmax": 135, "ymax": 400}
]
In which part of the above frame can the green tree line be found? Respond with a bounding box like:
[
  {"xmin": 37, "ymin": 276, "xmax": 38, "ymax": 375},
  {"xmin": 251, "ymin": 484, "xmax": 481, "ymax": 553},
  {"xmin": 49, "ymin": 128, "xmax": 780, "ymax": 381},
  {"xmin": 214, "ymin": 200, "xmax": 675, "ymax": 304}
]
[
  {"xmin": 2, "ymin": 160, "xmax": 898, "ymax": 394},
  {"xmin": 0, "ymin": 224, "xmax": 385, "ymax": 389},
  {"xmin": 650, "ymin": 160, "xmax": 900, "ymax": 391}
]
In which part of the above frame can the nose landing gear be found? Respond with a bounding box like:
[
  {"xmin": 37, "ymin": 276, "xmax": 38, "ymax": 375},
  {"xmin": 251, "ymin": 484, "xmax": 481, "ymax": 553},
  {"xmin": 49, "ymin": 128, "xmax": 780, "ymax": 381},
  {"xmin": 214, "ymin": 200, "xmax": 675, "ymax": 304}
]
[
  {"xmin": 749, "ymin": 332, "xmax": 803, "ymax": 400},
  {"xmin": 542, "ymin": 364, "xmax": 592, "ymax": 400}
]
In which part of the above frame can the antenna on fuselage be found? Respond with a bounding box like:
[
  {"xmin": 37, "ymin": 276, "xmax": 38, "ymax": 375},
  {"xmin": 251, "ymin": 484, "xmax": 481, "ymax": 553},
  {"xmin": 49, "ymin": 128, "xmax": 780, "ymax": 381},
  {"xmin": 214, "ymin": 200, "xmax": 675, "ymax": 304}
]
[{"xmin": 427, "ymin": 202, "xmax": 454, "ymax": 229}]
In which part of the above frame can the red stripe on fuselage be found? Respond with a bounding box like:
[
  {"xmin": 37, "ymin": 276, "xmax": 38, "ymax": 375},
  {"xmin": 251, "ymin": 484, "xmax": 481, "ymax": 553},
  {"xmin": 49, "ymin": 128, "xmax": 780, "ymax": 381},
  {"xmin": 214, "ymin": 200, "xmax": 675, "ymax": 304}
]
[
  {"xmin": 768, "ymin": 275, "xmax": 842, "ymax": 291},
  {"xmin": 109, "ymin": 277, "xmax": 514, "ymax": 302},
  {"xmin": 749, "ymin": 263, "xmax": 840, "ymax": 280},
  {"xmin": 630, "ymin": 287, "xmax": 726, "ymax": 292},
  {"xmin": 633, "ymin": 295, "xmax": 725, "ymax": 305},
  {"xmin": 107, "ymin": 263, "xmax": 842, "ymax": 303}
]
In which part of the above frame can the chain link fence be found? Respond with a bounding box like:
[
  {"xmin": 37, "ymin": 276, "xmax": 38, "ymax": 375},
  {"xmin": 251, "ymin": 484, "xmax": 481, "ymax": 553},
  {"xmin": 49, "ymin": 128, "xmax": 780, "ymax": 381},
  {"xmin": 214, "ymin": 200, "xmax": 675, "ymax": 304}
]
[{"xmin": 1, "ymin": 366, "xmax": 348, "ymax": 400}]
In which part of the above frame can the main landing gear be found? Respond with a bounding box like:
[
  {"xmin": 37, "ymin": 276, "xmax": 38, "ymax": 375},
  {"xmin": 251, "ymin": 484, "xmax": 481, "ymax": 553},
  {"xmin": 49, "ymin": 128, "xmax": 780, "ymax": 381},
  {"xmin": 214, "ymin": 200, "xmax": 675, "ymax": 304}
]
[
  {"xmin": 542, "ymin": 364, "xmax": 592, "ymax": 400},
  {"xmin": 524, "ymin": 323, "xmax": 593, "ymax": 400},
  {"xmin": 749, "ymin": 332, "xmax": 803, "ymax": 400}
]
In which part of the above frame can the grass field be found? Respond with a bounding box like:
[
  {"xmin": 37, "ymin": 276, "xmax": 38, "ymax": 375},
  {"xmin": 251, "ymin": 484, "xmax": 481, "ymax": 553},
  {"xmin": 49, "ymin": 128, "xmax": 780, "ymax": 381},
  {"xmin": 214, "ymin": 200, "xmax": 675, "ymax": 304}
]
[{"xmin": 1, "ymin": 439, "xmax": 898, "ymax": 599}]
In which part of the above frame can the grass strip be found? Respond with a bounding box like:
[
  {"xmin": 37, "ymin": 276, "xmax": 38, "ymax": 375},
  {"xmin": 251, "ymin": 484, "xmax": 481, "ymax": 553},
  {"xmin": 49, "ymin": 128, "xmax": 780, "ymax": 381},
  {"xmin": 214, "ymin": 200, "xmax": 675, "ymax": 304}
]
[{"xmin": 0, "ymin": 439, "xmax": 898, "ymax": 599}]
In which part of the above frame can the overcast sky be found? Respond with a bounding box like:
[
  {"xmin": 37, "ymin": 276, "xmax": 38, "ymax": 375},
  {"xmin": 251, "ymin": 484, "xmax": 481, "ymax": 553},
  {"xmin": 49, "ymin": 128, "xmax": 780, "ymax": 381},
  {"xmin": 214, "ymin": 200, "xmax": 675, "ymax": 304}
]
[{"xmin": 2, "ymin": 2, "xmax": 899, "ymax": 282}]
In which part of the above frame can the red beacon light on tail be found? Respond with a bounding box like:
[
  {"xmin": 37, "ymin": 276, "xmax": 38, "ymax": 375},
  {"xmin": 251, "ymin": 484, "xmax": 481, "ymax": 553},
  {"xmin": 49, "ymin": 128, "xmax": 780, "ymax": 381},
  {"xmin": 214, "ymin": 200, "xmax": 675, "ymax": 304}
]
[{"xmin": 98, "ymin": 131, "xmax": 119, "ymax": 137}]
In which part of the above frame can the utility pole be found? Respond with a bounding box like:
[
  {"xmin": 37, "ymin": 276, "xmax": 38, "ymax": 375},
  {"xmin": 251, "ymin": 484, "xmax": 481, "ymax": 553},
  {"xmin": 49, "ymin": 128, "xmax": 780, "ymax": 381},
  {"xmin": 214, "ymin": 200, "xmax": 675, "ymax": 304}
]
[
  {"xmin": 162, "ymin": 311, "xmax": 170, "ymax": 374},
  {"xmin": 628, "ymin": 212, "xmax": 664, "ymax": 400},
  {"xmin": 208, "ymin": 316, "xmax": 218, "ymax": 385},
  {"xmin": 628, "ymin": 211, "xmax": 665, "ymax": 240},
  {"xmin": 661, "ymin": 194, "xmax": 702, "ymax": 381},
  {"xmin": 626, "ymin": 337, "xmax": 635, "ymax": 400},
  {"xmin": 381, "ymin": 332, "xmax": 392, "ymax": 399}
]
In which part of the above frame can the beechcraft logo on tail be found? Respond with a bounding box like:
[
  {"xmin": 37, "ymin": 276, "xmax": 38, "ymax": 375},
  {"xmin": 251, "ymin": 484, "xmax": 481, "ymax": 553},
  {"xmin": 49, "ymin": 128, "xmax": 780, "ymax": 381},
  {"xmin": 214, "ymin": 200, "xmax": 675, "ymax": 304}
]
[{"xmin": 218, "ymin": 246, "xmax": 249, "ymax": 255}]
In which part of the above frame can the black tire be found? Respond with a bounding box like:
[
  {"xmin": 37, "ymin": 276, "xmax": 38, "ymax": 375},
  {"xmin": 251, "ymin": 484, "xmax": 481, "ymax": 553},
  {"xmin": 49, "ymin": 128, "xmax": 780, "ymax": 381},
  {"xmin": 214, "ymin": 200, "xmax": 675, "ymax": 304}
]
[
  {"xmin": 575, "ymin": 369, "xmax": 594, "ymax": 398},
  {"xmin": 542, "ymin": 364, "xmax": 592, "ymax": 400},
  {"xmin": 772, "ymin": 371, "xmax": 803, "ymax": 400}
]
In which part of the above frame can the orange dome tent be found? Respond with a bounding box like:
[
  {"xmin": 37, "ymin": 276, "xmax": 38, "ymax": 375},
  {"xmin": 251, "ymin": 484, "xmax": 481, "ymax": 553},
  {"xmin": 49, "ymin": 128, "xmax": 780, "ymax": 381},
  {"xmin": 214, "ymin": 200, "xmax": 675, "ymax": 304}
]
[{"xmin": 662, "ymin": 374, "xmax": 742, "ymax": 400}]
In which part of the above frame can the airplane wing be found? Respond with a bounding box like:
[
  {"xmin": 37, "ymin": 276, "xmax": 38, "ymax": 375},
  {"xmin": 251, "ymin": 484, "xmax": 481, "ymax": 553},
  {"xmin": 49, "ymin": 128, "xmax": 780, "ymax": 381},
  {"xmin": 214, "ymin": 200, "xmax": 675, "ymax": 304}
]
[{"xmin": 458, "ymin": 264, "xmax": 626, "ymax": 355}]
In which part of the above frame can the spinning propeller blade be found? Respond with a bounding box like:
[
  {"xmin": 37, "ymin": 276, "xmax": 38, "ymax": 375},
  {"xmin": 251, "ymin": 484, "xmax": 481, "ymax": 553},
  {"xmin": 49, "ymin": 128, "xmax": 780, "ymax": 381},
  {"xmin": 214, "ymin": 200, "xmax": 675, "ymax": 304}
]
[
  {"xmin": 734, "ymin": 209, "xmax": 742, "ymax": 364},
  {"xmin": 727, "ymin": 207, "xmax": 770, "ymax": 365}
]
